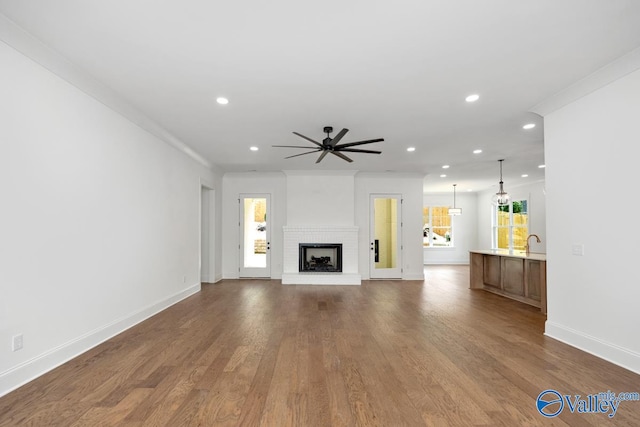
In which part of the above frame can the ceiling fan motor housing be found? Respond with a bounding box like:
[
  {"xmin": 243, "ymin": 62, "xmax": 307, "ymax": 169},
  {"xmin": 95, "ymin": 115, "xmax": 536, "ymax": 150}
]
[
  {"xmin": 322, "ymin": 126, "xmax": 334, "ymax": 146},
  {"xmin": 274, "ymin": 126, "xmax": 383, "ymax": 163}
]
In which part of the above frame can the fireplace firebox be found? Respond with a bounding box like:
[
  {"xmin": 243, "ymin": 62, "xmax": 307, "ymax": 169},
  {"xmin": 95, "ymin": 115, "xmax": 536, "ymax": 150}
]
[{"xmin": 299, "ymin": 243, "xmax": 342, "ymax": 272}]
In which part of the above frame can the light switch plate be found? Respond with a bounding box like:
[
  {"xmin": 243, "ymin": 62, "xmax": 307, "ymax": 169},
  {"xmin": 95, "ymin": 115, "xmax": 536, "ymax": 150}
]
[{"xmin": 12, "ymin": 334, "xmax": 23, "ymax": 351}]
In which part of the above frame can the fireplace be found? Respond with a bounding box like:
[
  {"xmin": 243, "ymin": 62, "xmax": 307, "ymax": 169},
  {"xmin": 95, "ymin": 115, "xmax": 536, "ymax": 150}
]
[
  {"xmin": 283, "ymin": 226, "xmax": 359, "ymax": 284},
  {"xmin": 299, "ymin": 243, "xmax": 342, "ymax": 272}
]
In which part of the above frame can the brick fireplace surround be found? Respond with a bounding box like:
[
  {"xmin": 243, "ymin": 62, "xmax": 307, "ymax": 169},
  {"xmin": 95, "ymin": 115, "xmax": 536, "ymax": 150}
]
[{"xmin": 281, "ymin": 226, "xmax": 361, "ymax": 285}]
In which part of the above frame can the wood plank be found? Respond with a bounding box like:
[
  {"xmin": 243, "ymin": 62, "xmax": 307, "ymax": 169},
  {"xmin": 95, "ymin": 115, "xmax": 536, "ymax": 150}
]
[{"xmin": 1, "ymin": 269, "xmax": 639, "ymax": 426}]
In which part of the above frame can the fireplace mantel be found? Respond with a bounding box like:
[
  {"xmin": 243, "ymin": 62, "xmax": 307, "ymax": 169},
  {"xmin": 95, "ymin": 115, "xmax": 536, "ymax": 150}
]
[{"xmin": 281, "ymin": 225, "xmax": 360, "ymax": 285}]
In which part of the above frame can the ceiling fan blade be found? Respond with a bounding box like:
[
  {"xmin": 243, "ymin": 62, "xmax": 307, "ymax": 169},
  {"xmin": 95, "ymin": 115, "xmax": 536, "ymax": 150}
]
[
  {"xmin": 330, "ymin": 151, "xmax": 353, "ymax": 163},
  {"xmin": 293, "ymin": 132, "xmax": 323, "ymax": 148},
  {"xmin": 329, "ymin": 128, "xmax": 349, "ymax": 147},
  {"xmin": 316, "ymin": 150, "xmax": 330, "ymax": 163},
  {"xmin": 273, "ymin": 145, "xmax": 318, "ymax": 148},
  {"xmin": 284, "ymin": 149, "xmax": 321, "ymax": 159},
  {"xmin": 336, "ymin": 148, "xmax": 382, "ymax": 154},
  {"xmin": 334, "ymin": 138, "xmax": 384, "ymax": 149}
]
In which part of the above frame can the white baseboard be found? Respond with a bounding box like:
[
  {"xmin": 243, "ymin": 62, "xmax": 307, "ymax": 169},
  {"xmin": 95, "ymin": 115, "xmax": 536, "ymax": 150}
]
[
  {"xmin": 0, "ymin": 283, "xmax": 201, "ymax": 398},
  {"xmin": 545, "ymin": 321, "xmax": 640, "ymax": 375}
]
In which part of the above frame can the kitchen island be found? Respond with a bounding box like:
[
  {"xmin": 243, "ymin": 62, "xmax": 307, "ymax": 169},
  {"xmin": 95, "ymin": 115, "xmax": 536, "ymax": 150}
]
[{"xmin": 469, "ymin": 249, "xmax": 546, "ymax": 314}]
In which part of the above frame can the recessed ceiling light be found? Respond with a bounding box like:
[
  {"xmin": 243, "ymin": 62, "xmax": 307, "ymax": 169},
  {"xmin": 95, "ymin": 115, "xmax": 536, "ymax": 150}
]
[
  {"xmin": 407, "ymin": 147, "xmax": 416, "ymax": 152},
  {"xmin": 523, "ymin": 123, "xmax": 535, "ymax": 130},
  {"xmin": 521, "ymin": 174, "xmax": 529, "ymax": 178},
  {"xmin": 440, "ymin": 174, "xmax": 447, "ymax": 178},
  {"xmin": 465, "ymin": 94, "xmax": 480, "ymax": 102},
  {"xmin": 538, "ymin": 164, "xmax": 546, "ymax": 168},
  {"xmin": 250, "ymin": 146, "xmax": 259, "ymax": 151},
  {"xmin": 442, "ymin": 165, "xmax": 450, "ymax": 169},
  {"xmin": 216, "ymin": 97, "xmax": 229, "ymax": 105},
  {"xmin": 473, "ymin": 149, "xmax": 482, "ymax": 154},
  {"xmin": 467, "ymin": 189, "xmax": 472, "ymax": 192}
]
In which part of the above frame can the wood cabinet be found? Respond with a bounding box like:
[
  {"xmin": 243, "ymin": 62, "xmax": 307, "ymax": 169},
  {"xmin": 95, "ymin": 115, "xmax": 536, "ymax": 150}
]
[
  {"xmin": 483, "ymin": 255, "xmax": 501, "ymax": 288},
  {"xmin": 524, "ymin": 259, "xmax": 546, "ymax": 305},
  {"xmin": 470, "ymin": 251, "xmax": 546, "ymax": 313},
  {"xmin": 502, "ymin": 257, "xmax": 524, "ymax": 296}
]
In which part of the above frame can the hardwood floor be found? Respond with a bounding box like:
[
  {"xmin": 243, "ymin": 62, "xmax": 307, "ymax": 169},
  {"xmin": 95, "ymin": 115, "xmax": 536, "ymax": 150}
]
[{"xmin": 1, "ymin": 266, "xmax": 639, "ymax": 426}]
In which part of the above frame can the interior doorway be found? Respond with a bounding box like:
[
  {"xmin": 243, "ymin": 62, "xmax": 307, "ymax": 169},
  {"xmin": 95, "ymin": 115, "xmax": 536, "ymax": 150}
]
[{"xmin": 200, "ymin": 186, "xmax": 215, "ymax": 283}]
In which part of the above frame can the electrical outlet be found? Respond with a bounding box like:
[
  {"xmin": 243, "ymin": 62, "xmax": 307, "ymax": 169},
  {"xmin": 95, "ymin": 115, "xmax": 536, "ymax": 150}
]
[
  {"xmin": 182, "ymin": 276, "xmax": 186, "ymax": 283},
  {"xmin": 12, "ymin": 334, "xmax": 23, "ymax": 352},
  {"xmin": 572, "ymin": 244, "xmax": 584, "ymax": 256}
]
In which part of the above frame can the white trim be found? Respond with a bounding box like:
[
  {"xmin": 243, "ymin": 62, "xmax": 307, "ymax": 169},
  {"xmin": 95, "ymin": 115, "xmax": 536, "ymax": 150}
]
[
  {"xmin": 532, "ymin": 46, "xmax": 640, "ymax": 116},
  {"xmin": 545, "ymin": 321, "xmax": 640, "ymax": 375},
  {"xmin": 0, "ymin": 283, "xmax": 201, "ymax": 398}
]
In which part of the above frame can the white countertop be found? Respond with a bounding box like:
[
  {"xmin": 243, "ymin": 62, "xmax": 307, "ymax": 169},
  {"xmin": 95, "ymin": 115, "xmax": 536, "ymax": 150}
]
[{"xmin": 470, "ymin": 249, "xmax": 547, "ymax": 261}]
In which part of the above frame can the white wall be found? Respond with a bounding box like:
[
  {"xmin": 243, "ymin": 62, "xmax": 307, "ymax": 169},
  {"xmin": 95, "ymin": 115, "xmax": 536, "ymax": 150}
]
[
  {"xmin": 221, "ymin": 172, "xmax": 287, "ymax": 279},
  {"xmin": 543, "ymin": 68, "xmax": 640, "ymax": 374},
  {"xmin": 285, "ymin": 170, "xmax": 356, "ymax": 226},
  {"xmin": 422, "ymin": 192, "xmax": 478, "ymax": 265},
  {"xmin": 423, "ymin": 181, "xmax": 545, "ymax": 265},
  {"xmin": 221, "ymin": 171, "xmax": 425, "ymax": 281},
  {"xmin": 0, "ymin": 40, "xmax": 221, "ymax": 396},
  {"xmin": 355, "ymin": 173, "xmax": 424, "ymax": 280}
]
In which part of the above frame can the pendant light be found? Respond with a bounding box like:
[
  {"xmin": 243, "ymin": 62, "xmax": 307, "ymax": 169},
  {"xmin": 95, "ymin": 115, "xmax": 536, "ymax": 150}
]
[
  {"xmin": 448, "ymin": 184, "xmax": 462, "ymax": 215},
  {"xmin": 492, "ymin": 159, "xmax": 510, "ymax": 206}
]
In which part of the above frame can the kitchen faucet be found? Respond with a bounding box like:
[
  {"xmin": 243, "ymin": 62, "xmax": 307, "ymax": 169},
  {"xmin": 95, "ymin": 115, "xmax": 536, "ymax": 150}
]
[{"xmin": 525, "ymin": 234, "xmax": 541, "ymax": 255}]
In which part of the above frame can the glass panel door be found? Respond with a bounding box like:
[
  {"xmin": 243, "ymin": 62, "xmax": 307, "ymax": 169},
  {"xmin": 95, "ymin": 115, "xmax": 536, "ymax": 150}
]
[
  {"xmin": 370, "ymin": 194, "xmax": 402, "ymax": 279},
  {"xmin": 239, "ymin": 194, "xmax": 271, "ymax": 277}
]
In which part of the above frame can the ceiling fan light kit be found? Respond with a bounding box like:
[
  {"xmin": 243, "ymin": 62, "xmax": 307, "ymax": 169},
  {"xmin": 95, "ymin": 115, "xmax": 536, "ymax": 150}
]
[{"xmin": 273, "ymin": 126, "xmax": 384, "ymax": 163}]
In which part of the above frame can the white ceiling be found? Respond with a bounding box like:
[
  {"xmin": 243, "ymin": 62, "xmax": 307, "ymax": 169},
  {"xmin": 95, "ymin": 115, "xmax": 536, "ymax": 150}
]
[{"xmin": 2, "ymin": 0, "xmax": 640, "ymax": 193}]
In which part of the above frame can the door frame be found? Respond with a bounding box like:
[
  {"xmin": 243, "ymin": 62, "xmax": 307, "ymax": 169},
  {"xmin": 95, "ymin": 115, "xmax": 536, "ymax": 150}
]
[
  {"xmin": 200, "ymin": 185, "xmax": 215, "ymax": 283},
  {"xmin": 369, "ymin": 194, "xmax": 403, "ymax": 279},
  {"xmin": 239, "ymin": 193, "xmax": 271, "ymax": 278}
]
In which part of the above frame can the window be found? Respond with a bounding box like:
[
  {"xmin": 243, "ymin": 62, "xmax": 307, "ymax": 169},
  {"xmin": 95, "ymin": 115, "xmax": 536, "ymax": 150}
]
[
  {"xmin": 423, "ymin": 206, "xmax": 453, "ymax": 247},
  {"xmin": 493, "ymin": 199, "xmax": 528, "ymax": 250}
]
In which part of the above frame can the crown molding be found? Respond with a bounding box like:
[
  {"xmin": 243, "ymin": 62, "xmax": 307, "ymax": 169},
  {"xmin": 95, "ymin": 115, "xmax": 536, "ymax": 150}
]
[{"xmin": 532, "ymin": 46, "xmax": 640, "ymax": 116}]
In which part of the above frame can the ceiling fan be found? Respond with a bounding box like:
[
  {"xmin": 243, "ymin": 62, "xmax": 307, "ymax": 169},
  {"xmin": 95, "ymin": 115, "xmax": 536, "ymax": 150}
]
[{"xmin": 273, "ymin": 126, "xmax": 384, "ymax": 163}]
